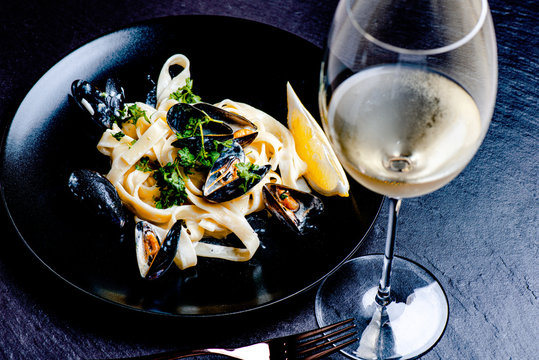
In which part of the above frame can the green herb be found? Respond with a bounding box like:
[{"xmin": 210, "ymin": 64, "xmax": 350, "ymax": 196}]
[
  {"xmin": 279, "ymin": 192, "xmax": 289, "ymax": 200},
  {"xmin": 135, "ymin": 156, "xmax": 157, "ymax": 172},
  {"xmin": 213, "ymin": 138, "xmax": 233, "ymax": 149},
  {"xmin": 175, "ymin": 145, "xmax": 219, "ymax": 172},
  {"xmin": 170, "ymin": 78, "xmax": 201, "ymax": 104},
  {"xmin": 112, "ymin": 131, "xmax": 125, "ymax": 141},
  {"xmin": 113, "ymin": 104, "xmax": 150, "ymax": 125},
  {"xmin": 197, "ymin": 147, "xmax": 220, "ymax": 169},
  {"xmin": 126, "ymin": 104, "xmax": 150, "ymax": 125},
  {"xmin": 174, "ymin": 117, "xmax": 231, "ymax": 171},
  {"xmin": 177, "ymin": 112, "xmax": 210, "ymax": 139},
  {"xmin": 235, "ymin": 162, "xmax": 261, "ymax": 193},
  {"xmin": 153, "ymin": 159, "xmax": 188, "ymax": 209},
  {"xmin": 129, "ymin": 139, "xmax": 137, "ymax": 147},
  {"xmin": 176, "ymin": 147, "xmax": 196, "ymax": 170}
]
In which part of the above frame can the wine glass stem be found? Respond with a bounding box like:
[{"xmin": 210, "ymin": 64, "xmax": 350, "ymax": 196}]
[{"xmin": 375, "ymin": 197, "xmax": 402, "ymax": 306}]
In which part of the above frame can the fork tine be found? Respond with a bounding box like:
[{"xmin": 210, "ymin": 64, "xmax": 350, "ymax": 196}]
[
  {"xmin": 303, "ymin": 337, "xmax": 358, "ymax": 360},
  {"xmin": 294, "ymin": 318, "xmax": 355, "ymax": 340},
  {"xmin": 299, "ymin": 324, "xmax": 357, "ymax": 349},
  {"xmin": 297, "ymin": 326, "xmax": 357, "ymax": 355},
  {"xmin": 291, "ymin": 319, "xmax": 358, "ymax": 359}
]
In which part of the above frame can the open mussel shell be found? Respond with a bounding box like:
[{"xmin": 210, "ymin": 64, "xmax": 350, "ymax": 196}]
[
  {"xmin": 167, "ymin": 103, "xmax": 233, "ymax": 136},
  {"xmin": 71, "ymin": 78, "xmax": 125, "ymax": 129},
  {"xmin": 135, "ymin": 220, "xmax": 182, "ymax": 280},
  {"xmin": 192, "ymin": 103, "xmax": 258, "ymax": 147},
  {"xmin": 203, "ymin": 141, "xmax": 270, "ymax": 203},
  {"xmin": 172, "ymin": 134, "xmax": 234, "ymax": 155},
  {"xmin": 168, "ymin": 103, "xmax": 234, "ymax": 153},
  {"xmin": 68, "ymin": 169, "xmax": 127, "ymax": 229},
  {"xmin": 262, "ymin": 183, "xmax": 324, "ymax": 235}
]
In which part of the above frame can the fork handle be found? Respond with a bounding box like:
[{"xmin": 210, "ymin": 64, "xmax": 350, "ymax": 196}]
[
  {"xmin": 120, "ymin": 349, "xmax": 220, "ymax": 359},
  {"xmin": 113, "ymin": 349, "xmax": 236, "ymax": 360},
  {"xmin": 122, "ymin": 348, "xmax": 214, "ymax": 359},
  {"xmin": 112, "ymin": 343, "xmax": 269, "ymax": 360}
]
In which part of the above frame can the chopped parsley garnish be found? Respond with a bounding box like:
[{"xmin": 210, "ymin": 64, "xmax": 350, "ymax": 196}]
[
  {"xmin": 135, "ymin": 156, "xmax": 157, "ymax": 172},
  {"xmin": 170, "ymin": 78, "xmax": 201, "ymax": 104},
  {"xmin": 213, "ymin": 138, "xmax": 233, "ymax": 149},
  {"xmin": 170, "ymin": 101, "xmax": 234, "ymax": 172},
  {"xmin": 153, "ymin": 158, "xmax": 188, "ymax": 209},
  {"xmin": 175, "ymin": 128, "xmax": 233, "ymax": 172},
  {"xmin": 197, "ymin": 147, "xmax": 220, "ymax": 169},
  {"xmin": 125, "ymin": 104, "xmax": 150, "ymax": 125},
  {"xmin": 133, "ymin": 157, "xmax": 188, "ymax": 208},
  {"xmin": 235, "ymin": 162, "xmax": 261, "ymax": 193},
  {"xmin": 280, "ymin": 192, "xmax": 289, "ymax": 200},
  {"xmin": 113, "ymin": 104, "xmax": 150, "ymax": 125},
  {"xmin": 175, "ymin": 144, "xmax": 221, "ymax": 172},
  {"xmin": 112, "ymin": 131, "xmax": 125, "ymax": 141},
  {"xmin": 177, "ymin": 111, "xmax": 211, "ymax": 139},
  {"xmin": 176, "ymin": 147, "xmax": 196, "ymax": 169}
]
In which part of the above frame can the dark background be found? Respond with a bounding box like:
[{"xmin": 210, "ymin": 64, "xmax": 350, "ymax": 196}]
[{"xmin": 0, "ymin": 0, "xmax": 537, "ymax": 359}]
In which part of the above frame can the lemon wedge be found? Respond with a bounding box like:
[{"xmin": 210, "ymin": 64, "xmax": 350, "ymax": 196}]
[{"xmin": 286, "ymin": 82, "xmax": 349, "ymax": 197}]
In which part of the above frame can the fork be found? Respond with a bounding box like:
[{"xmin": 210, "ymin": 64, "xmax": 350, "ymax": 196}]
[{"xmin": 114, "ymin": 318, "xmax": 358, "ymax": 360}]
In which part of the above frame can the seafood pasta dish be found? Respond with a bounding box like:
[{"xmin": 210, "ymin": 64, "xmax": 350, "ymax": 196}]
[{"xmin": 68, "ymin": 54, "xmax": 348, "ymax": 280}]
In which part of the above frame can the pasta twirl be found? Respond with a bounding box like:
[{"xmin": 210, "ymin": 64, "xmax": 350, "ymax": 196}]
[{"xmin": 95, "ymin": 54, "xmax": 309, "ymax": 270}]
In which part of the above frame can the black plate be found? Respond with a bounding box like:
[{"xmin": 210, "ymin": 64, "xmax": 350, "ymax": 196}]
[{"xmin": 0, "ymin": 15, "xmax": 382, "ymax": 317}]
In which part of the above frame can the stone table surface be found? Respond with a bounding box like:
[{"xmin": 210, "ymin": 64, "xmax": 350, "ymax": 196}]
[{"xmin": 0, "ymin": 0, "xmax": 537, "ymax": 359}]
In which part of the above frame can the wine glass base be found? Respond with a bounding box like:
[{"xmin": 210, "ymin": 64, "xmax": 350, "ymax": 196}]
[{"xmin": 315, "ymin": 255, "xmax": 448, "ymax": 360}]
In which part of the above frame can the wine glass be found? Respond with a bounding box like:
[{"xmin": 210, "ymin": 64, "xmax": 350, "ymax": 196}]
[{"xmin": 316, "ymin": 0, "xmax": 497, "ymax": 358}]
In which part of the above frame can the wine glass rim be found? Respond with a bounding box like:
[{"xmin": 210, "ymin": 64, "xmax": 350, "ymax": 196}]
[{"xmin": 345, "ymin": 0, "xmax": 489, "ymax": 55}]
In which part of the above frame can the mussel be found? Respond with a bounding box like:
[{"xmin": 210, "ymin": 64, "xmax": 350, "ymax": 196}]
[
  {"xmin": 192, "ymin": 103, "xmax": 258, "ymax": 147},
  {"xmin": 262, "ymin": 183, "xmax": 324, "ymax": 235},
  {"xmin": 68, "ymin": 169, "xmax": 128, "ymax": 229},
  {"xmin": 203, "ymin": 141, "xmax": 270, "ymax": 203},
  {"xmin": 135, "ymin": 220, "xmax": 182, "ymax": 280},
  {"xmin": 71, "ymin": 78, "xmax": 125, "ymax": 129},
  {"xmin": 167, "ymin": 102, "xmax": 258, "ymax": 153},
  {"xmin": 167, "ymin": 103, "xmax": 233, "ymax": 153}
]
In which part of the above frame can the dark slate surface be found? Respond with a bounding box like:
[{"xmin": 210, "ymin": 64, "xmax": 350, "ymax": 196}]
[{"xmin": 0, "ymin": 0, "xmax": 537, "ymax": 359}]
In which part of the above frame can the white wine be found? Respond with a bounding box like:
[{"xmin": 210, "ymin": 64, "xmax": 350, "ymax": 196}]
[{"xmin": 324, "ymin": 65, "xmax": 483, "ymax": 198}]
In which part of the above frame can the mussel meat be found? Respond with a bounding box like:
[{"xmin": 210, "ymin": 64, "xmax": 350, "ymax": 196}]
[
  {"xmin": 68, "ymin": 169, "xmax": 127, "ymax": 229},
  {"xmin": 262, "ymin": 183, "xmax": 324, "ymax": 235},
  {"xmin": 135, "ymin": 220, "xmax": 182, "ymax": 280},
  {"xmin": 203, "ymin": 141, "xmax": 270, "ymax": 203},
  {"xmin": 71, "ymin": 78, "xmax": 125, "ymax": 129}
]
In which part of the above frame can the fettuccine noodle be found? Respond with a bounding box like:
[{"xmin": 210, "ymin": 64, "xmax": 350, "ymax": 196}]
[{"xmin": 96, "ymin": 54, "xmax": 308, "ymax": 270}]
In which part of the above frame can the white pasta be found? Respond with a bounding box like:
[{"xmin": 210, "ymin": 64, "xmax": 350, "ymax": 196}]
[{"xmin": 95, "ymin": 54, "xmax": 308, "ymax": 270}]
